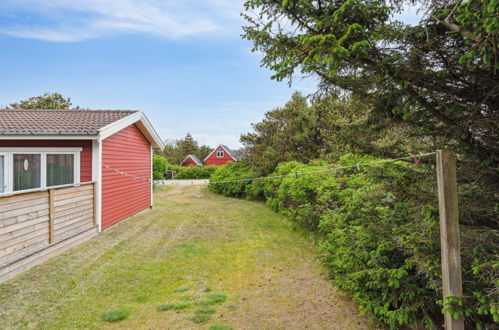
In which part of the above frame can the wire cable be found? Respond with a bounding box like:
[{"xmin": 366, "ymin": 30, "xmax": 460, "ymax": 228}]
[{"xmin": 208, "ymin": 152, "xmax": 436, "ymax": 185}]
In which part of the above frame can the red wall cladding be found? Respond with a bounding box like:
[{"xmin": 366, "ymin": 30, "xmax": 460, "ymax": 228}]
[
  {"xmin": 181, "ymin": 157, "xmax": 199, "ymax": 167},
  {"xmin": 101, "ymin": 124, "xmax": 151, "ymax": 229},
  {"xmin": 0, "ymin": 140, "xmax": 92, "ymax": 182},
  {"xmin": 204, "ymin": 147, "xmax": 236, "ymax": 166}
]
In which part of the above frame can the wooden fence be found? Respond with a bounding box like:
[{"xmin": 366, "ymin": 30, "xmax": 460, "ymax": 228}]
[{"xmin": 0, "ymin": 182, "xmax": 98, "ymax": 283}]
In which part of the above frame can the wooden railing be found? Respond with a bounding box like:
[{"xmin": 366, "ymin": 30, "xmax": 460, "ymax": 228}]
[{"xmin": 0, "ymin": 182, "xmax": 98, "ymax": 282}]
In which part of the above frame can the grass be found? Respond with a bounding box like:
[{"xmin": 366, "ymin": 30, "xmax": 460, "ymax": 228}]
[
  {"xmin": 190, "ymin": 314, "xmax": 211, "ymax": 324},
  {"xmin": 100, "ymin": 309, "xmax": 130, "ymax": 322},
  {"xmin": 195, "ymin": 306, "xmax": 217, "ymax": 315},
  {"xmin": 210, "ymin": 324, "xmax": 233, "ymax": 330},
  {"xmin": 210, "ymin": 326, "xmax": 233, "ymax": 330},
  {"xmin": 0, "ymin": 185, "xmax": 376, "ymax": 329},
  {"xmin": 197, "ymin": 293, "xmax": 227, "ymax": 306},
  {"xmin": 156, "ymin": 302, "xmax": 191, "ymax": 311}
]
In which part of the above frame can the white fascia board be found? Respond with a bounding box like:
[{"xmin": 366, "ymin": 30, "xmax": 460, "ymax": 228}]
[
  {"xmin": 96, "ymin": 140, "xmax": 103, "ymax": 232},
  {"xmin": 138, "ymin": 113, "xmax": 165, "ymax": 150},
  {"xmin": 203, "ymin": 147, "xmax": 217, "ymax": 162},
  {"xmin": 203, "ymin": 145, "xmax": 237, "ymax": 162},
  {"xmin": 150, "ymin": 144, "xmax": 153, "ymax": 208},
  {"xmin": 97, "ymin": 112, "xmax": 165, "ymax": 150},
  {"xmin": 0, "ymin": 135, "xmax": 98, "ymax": 140},
  {"xmin": 181, "ymin": 155, "xmax": 191, "ymax": 165},
  {"xmin": 98, "ymin": 112, "xmax": 142, "ymax": 141},
  {"xmin": 223, "ymin": 148, "xmax": 237, "ymax": 161},
  {"xmin": 181, "ymin": 155, "xmax": 202, "ymax": 166}
]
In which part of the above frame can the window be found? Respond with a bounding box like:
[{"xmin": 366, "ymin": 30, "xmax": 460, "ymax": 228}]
[
  {"xmin": 0, "ymin": 148, "xmax": 81, "ymax": 195},
  {"xmin": 13, "ymin": 154, "xmax": 41, "ymax": 191},
  {"xmin": 217, "ymin": 149, "xmax": 224, "ymax": 158},
  {"xmin": 0, "ymin": 155, "xmax": 5, "ymax": 193},
  {"xmin": 47, "ymin": 154, "xmax": 74, "ymax": 187}
]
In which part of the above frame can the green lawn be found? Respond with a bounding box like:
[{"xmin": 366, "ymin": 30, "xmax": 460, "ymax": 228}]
[{"xmin": 0, "ymin": 185, "xmax": 375, "ymax": 329}]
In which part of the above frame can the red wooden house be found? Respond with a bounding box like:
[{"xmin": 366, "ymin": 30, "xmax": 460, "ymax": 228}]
[
  {"xmin": 204, "ymin": 144, "xmax": 238, "ymax": 166},
  {"xmin": 181, "ymin": 154, "xmax": 203, "ymax": 167},
  {"xmin": 0, "ymin": 109, "xmax": 164, "ymax": 231},
  {"xmin": 0, "ymin": 109, "xmax": 164, "ymax": 281}
]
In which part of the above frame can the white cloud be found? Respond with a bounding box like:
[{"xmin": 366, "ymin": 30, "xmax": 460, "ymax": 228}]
[{"xmin": 0, "ymin": 0, "xmax": 245, "ymax": 42}]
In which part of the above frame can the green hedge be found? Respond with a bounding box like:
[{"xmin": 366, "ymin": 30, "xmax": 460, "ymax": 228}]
[
  {"xmin": 209, "ymin": 154, "xmax": 497, "ymax": 329},
  {"xmin": 153, "ymin": 155, "xmax": 217, "ymax": 180},
  {"xmin": 161, "ymin": 165, "xmax": 217, "ymax": 179}
]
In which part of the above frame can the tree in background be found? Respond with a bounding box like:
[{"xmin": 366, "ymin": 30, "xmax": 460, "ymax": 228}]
[
  {"xmin": 160, "ymin": 133, "xmax": 214, "ymax": 165},
  {"xmin": 241, "ymin": 92, "xmax": 432, "ymax": 175},
  {"xmin": 197, "ymin": 145, "xmax": 213, "ymax": 161},
  {"xmin": 243, "ymin": 0, "xmax": 498, "ymax": 165},
  {"xmin": 176, "ymin": 133, "xmax": 199, "ymax": 156},
  {"xmin": 241, "ymin": 92, "xmax": 322, "ymax": 174},
  {"xmin": 8, "ymin": 92, "xmax": 79, "ymax": 109}
]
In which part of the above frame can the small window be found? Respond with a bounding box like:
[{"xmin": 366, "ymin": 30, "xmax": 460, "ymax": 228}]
[
  {"xmin": 13, "ymin": 154, "xmax": 41, "ymax": 191},
  {"xmin": 47, "ymin": 154, "xmax": 74, "ymax": 187},
  {"xmin": 0, "ymin": 155, "xmax": 4, "ymax": 193},
  {"xmin": 217, "ymin": 149, "xmax": 224, "ymax": 158}
]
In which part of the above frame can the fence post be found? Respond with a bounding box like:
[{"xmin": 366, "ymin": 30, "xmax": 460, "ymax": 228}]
[
  {"xmin": 436, "ymin": 150, "xmax": 464, "ymax": 329},
  {"xmin": 93, "ymin": 182, "xmax": 98, "ymax": 226}
]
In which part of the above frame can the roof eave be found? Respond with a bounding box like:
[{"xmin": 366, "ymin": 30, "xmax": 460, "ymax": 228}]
[
  {"xmin": 0, "ymin": 133, "xmax": 99, "ymax": 140},
  {"xmin": 204, "ymin": 144, "xmax": 238, "ymax": 162},
  {"xmin": 97, "ymin": 111, "xmax": 165, "ymax": 150}
]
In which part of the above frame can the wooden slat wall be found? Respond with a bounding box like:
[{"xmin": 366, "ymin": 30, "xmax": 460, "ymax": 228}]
[
  {"xmin": 0, "ymin": 183, "xmax": 97, "ymax": 282},
  {"xmin": 53, "ymin": 184, "xmax": 94, "ymax": 243}
]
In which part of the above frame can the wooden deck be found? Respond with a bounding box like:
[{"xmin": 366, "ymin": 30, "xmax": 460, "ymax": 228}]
[{"xmin": 0, "ymin": 183, "xmax": 98, "ymax": 283}]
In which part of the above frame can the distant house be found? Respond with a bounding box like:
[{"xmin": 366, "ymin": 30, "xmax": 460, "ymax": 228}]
[
  {"xmin": 204, "ymin": 144, "xmax": 238, "ymax": 166},
  {"xmin": 0, "ymin": 109, "xmax": 164, "ymax": 282},
  {"xmin": 181, "ymin": 154, "xmax": 203, "ymax": 167}
]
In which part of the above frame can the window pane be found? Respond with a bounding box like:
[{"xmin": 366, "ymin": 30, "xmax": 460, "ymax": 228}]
[
  {"xmin": 13, "ymin": 154, "xmax": 41, "ymax": 191},
  {"xmin": 0, "ymin": 155, "xmax": 4, "ymax": 193},
  {"xmin": 47, "ymin": 154, "xmax": 74, "ymax": 187}
]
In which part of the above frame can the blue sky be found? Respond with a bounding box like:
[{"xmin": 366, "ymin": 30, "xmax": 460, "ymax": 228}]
[{"xmin": 0, "ymin": 0, "xmax": 419, "ymax": 149}]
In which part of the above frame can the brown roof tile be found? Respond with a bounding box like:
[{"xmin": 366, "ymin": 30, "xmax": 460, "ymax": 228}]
[{"xmin": 0, "ymin": 109, "xmax": 138, "ymax": 135}]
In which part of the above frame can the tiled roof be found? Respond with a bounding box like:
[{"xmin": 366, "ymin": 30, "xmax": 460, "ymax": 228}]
[
  {"xmin": 0, "ymin": 109, "xmax": 138, "ymax": 135},
  {"xmin": 220, "ymin": 144, "xmax": 240, "ymax": 161},
  {"xmin": 183, "ymin": 154, "xmax": 203, "ymax": 166}
]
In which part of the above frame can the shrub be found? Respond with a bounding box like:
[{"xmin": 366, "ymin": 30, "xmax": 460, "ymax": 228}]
[
  {"xmin": 209, "ymin": 162, "xmax": 254, "ymax": 197},
  {"xmin": 174, "ymin": 165, "xmax": 217, "ymax": 179},
  {"xmin": 208, "ymin": 154, "xmax": 498, "ymax": 328},
  {"xmin": 160, "ymin": 164, "xmax": 218, "ymax": 180},
  {"xmin": 153, "ymin": 155, "xmax": 168, "ymax": 180}
]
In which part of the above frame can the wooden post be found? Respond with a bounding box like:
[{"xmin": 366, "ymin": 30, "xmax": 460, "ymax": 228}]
[
  {"xmin": 436, "ymin": 150, "xmax": 464, "ymax": 329},
  {"xmin": 93, "ymin": 182, "xmax": 98, "ymax": 226},
  {"xmin": 48, "ymin": 189, "xmax": 55, "ymax": 244}
]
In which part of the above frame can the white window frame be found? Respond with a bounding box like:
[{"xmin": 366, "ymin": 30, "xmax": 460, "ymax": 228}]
[
  {"xmin": 217, "ymin": 149, "xmax": 224, "ymax": 158},
  {"xmin": 0, "ymin": 147, "xmax": 81, "ymax": 195},
  {"xmin": 0, "ymin": 152, "xmax": 8, "ymax": 194}
]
